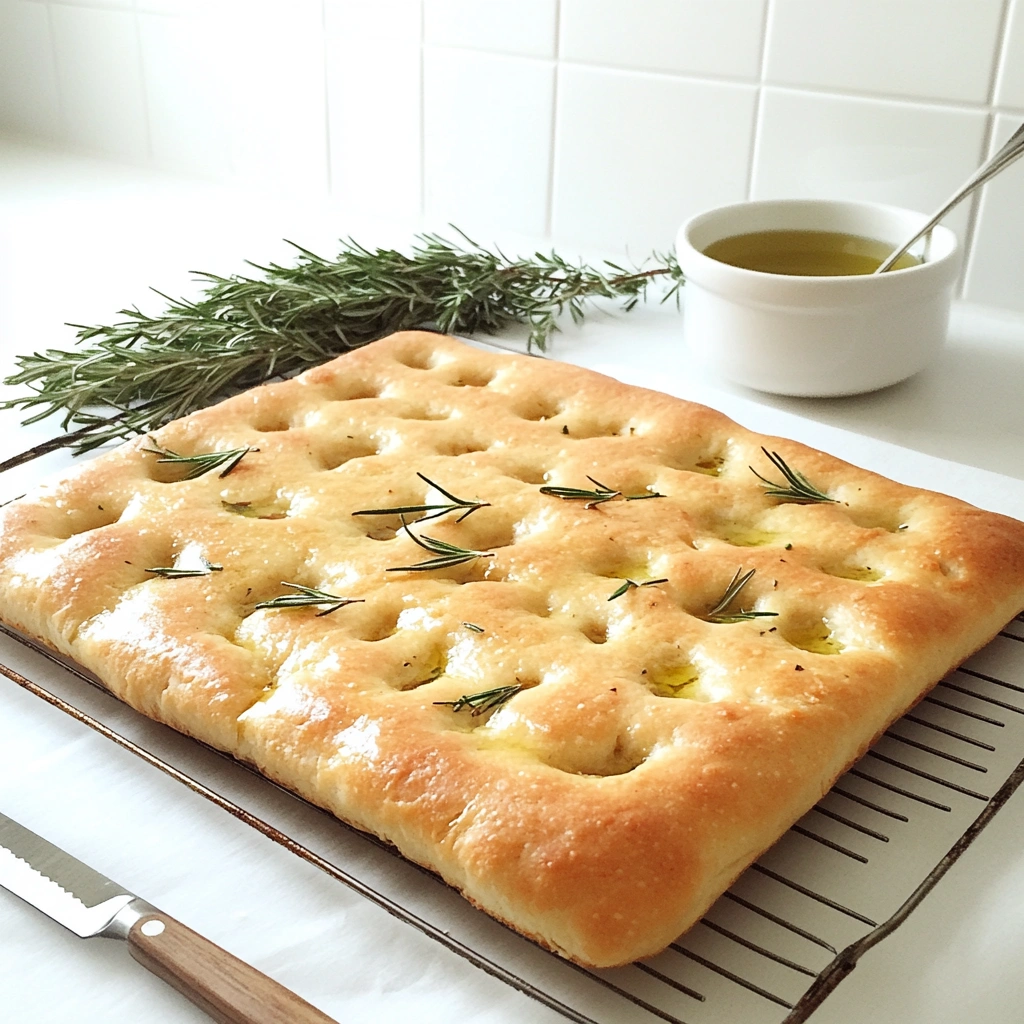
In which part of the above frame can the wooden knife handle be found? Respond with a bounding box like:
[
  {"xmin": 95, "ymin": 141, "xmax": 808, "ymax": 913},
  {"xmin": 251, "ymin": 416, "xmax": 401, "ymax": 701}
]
[{"xmin": 127, "ymin": 913, "xmax": 338, "ymax": 1024}]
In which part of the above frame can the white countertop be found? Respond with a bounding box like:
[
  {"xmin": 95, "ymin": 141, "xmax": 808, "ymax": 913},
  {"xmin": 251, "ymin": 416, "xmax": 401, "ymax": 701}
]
[{"xmin": 3, "ymin": 135, "xmax": 1024, "ymax": 1024}]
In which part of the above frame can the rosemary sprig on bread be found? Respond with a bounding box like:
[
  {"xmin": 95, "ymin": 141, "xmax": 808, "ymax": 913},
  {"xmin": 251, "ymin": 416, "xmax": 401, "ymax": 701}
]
[
  {"xmin": 608, "ymin": 578, "xmax": 669, "ymax": 601},
  {"xmin": 540, "ymin": 477, "xmax": 665, "ymax": 509},
  {"xmin": 145, "ymin": 557, "xmax": 223, "ymax": 579},
  {"xmin": 706, "ymin": 568, "xmax": 778, "ymax": 624},
  {"xmin": 387, "ymin": 520, "xmax": 494, "ymax": 573},
  {"xmin": 353, "ymin": 473, "xmax": 490, "ymax": 523},
  {"xmin": 751, "ymin": 448, "xmax": 837, "ymax": 504},
  {"xmin": 434, "ymin": 684, "xmax": 522, "ymax": 716},
  {"xmin": 255, "ymin": 584, "xmax": 365, "ymax": 616},
  {"xmin": 143, "ymin": 440, "xmax": 254, "ymax": 479}
]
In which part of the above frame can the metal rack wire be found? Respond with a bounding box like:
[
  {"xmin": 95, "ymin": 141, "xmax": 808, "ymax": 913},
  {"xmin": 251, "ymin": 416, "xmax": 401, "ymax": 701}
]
[{"xmin": 4, "ymin": 616, "xmax": 1024, "ymax": 1024}]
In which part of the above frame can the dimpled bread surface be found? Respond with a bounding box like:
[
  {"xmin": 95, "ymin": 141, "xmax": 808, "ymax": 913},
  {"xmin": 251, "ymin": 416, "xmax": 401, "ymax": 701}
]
[{"xmin": 2, "ymin": 331, "xmax": 1024, "ymax": 967}]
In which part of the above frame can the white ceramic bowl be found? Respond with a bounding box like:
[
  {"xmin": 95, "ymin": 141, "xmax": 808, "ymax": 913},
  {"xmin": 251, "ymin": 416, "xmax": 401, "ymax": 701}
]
[{"xmin": 675, "ymin": 199, "xmax": 960, "ymax": 397}]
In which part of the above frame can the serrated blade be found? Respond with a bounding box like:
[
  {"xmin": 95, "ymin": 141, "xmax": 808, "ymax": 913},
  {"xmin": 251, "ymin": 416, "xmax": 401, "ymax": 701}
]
[{"xmin": 0, "ymin": 811, "xmax": 135, "ymax": 937}]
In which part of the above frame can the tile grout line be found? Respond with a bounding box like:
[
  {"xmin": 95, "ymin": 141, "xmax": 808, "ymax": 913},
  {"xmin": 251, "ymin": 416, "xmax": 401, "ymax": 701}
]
[
  {"xmin": 744, "ymin": 0, "xmax": 774, "ymax": 201},
  {"xmin": 422, "ymin": 42, "xmax": 556, "ymax": 68},
  {"xmin": 43, "ymin": 0, "xmax": 68, "ymax": 146},
  {"xmin": 418, "ymin": 0, "xmax": 426, "ymax": 220},
  {"xmin": 132, "ymin": 3, "xmax": 154, "ymax": 165},
  {"xmin": 956, "ymin": 0, "xmax": 1014, "ymax": 300},
  {"xmin": 419, "ymin": 43, "xmax": 1024, "ymax": 117},
  {"xmin": 987, "ymin": 0, "xmax": 1015, "ymax": 106},
  {"xmin": 956, "ymin": 114, "xmax": 996, "ymax": 301},
  {"xmin": 762, "ymin": 80, "xmax": 1000, "ymax": 116},
  {"xmin": 320, "ymin": 0, "xmax": 333, "ymax": 195},
  {"xmin": 543, "ymin": 0, "xmax": 561, "ymax": 238}
]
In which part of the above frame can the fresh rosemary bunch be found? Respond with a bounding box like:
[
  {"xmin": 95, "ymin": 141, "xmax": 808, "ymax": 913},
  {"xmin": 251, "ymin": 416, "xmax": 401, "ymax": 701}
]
[{"xmin": 1, "ymin": 229, "xmax": 682, "ymax": 455}]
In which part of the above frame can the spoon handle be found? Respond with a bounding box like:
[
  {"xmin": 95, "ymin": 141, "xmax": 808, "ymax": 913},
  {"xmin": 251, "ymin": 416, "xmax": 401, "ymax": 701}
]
[{"xmin": 875, "ymin": 121, "xmax": 1024, "ymax": 273}]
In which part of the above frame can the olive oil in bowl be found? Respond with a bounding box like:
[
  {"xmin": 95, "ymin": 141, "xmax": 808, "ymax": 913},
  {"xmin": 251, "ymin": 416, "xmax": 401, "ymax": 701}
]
[
  {"xmin": 676, "ymin": 198, "xmax": 960, "ymax": 395},
  {"xmin": 702, "ymin": 229, "xmax": 921, "ymax": 276}
]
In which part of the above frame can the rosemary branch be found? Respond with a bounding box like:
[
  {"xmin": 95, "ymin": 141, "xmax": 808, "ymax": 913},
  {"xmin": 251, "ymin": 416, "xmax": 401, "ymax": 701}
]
[
  {"xmin": 751, "ymin": 448, "xmax": 837, "ymax": 504},
  {"xmin": 434, "ymin": 684, "xmax": 522, "ymax": 716},
  {"xmin": 706, "ymin": 568, "xmax": 778, "ymax": 623},
  {"xmin": 353, "ymin": 473, "xmax": 489, "ymax": 523},
  {"xmin": 540, "ymin": 477, "xmax": 620, "ymax": 507},
  {"xmin": 255, "ymin": 583, "xmax": 364, "ymax": 616},
  {"xmin": 608, "ymin": 577, "xmax": 668, "ymax": 601},
  {"xmin": 145, "ymin": 556, "xmax": 222, "ymax": 579},
  {"xmin": 143, "ymin": 440, "xmax": 254, "ymax": 480},
  {"xmin": 540, "ymin": 476, "xmax": 665, "ymax": 509},
  {"xmin": 1, "ymin": 229, "xmax": 683, "ymax": 454},
  {"xmin": 386, "ymin": 519, "xmax": 494, "ymax": 572}
]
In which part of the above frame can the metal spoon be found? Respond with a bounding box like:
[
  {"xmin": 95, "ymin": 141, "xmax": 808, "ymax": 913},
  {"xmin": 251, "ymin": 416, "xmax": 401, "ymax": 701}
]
[{"xmin": 875, "ymin": 121, "xmax": 1024, "ymax": 273}]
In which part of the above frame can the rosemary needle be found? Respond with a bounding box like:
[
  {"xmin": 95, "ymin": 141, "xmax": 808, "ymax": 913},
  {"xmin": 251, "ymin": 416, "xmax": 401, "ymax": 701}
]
[
  {"xmin": 434, "ymin": 684, "xmax": 522, "ymax": 716},
  {"xmin": 706, "ymin": 568, "xmax": 778, "ymax": 624},
  {"xmin": 1, "ymin": 230, "xmax": 684, "ymax": 455},
  {"xmin": 255, "ymin": 583, "xmax": 364, "ymax": 616},
  {"xmin": 143, "ymin": 439, "xmax": 253, "ymax": 480},
  {"xmin": 751, "ymin": 448, "xmax": 837, "ymax": 504},
  {"xmin": 387, "ymin": 518, "xmax": 493, "ymax": 572},
  {"xmin": 353, "ymin": 473, "xmax": 490, "ymax": 523},
  {"xmin": 145, "ymin": 557, "xmax": 222, "ymax": 579},
  {"xmin": 540, "ymin": 476, "xmax": 665, "ymax": 509},
  {"xmin": 608, "ymin": 578, "xmax": 668, "ymax": 601},
  {"xmin": 540, "ymin": 477, "xmax": 620, "ymax": 507}
]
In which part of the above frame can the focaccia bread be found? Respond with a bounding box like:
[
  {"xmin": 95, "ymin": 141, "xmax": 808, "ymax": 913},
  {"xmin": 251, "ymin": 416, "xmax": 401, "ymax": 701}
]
[{"xmin": 2, "ymin": 331, "xmax": 1024, "ymax": 967}]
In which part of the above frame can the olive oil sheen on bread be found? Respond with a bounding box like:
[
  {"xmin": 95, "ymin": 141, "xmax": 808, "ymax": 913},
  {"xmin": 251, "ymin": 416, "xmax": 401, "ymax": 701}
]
[{"xmin": 702, "ymin": 229, "xmax": 922, "ymax": 276}]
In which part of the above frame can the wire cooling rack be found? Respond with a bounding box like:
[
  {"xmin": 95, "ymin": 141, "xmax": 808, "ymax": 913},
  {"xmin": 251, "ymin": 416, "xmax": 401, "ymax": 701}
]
[{"xmin": 3, "ymin": 614, "xmax": 1024, "ymax": 1024}]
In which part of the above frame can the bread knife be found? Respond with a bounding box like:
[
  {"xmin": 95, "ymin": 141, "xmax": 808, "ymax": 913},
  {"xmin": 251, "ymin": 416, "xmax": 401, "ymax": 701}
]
[{"xmin": 0, "ymin": 810, "xmax": 338, "ymax": 1024}]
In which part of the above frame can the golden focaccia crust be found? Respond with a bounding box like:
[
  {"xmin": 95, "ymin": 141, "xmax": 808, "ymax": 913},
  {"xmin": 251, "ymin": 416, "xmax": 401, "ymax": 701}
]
[{"xmin": 2, "ymin": 331, "xmax": 1024, "ymax": 967}]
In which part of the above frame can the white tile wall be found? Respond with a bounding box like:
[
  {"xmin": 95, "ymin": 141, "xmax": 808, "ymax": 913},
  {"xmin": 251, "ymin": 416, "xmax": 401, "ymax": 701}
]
[
  {"xmin": 560, "ymin": 0, "xmax": 766, "ymax": 79},
  {"xmin": 1, "ymin": 0, "xmax": 1023, "ymax": 311},
  {"xmin": 134, "ymin": 0, "xmax": 215, "ymax": 15},
  {"xmin": 424, "ymin": 0, "xmax": 557, "ymax": 58},
  {"xmin": 325, "ymin": 2, "xmax": 421, "ymax": 223},
  {"xmin": 553, "ymin": 66, "xmax": 757, "ymax": 253},
  {"xmin": 219, "ymin": 6, "xmax": 328, "ymax": 191},
  {"xmin": 48, "ymin": 4, "xmax": 149, "ymax": 160},
  {"xmin": 53, "ymin": 0, "xmax": 133, "ymax": 9},
  {"xmin": 995, "ymin": 0, "xmax": 1024, "ymax": 109},
  {"xmin": 765, "ymin": 0, "xmax": 1005, "ymax": 103},
  {"xmin": 752, "ymin": 89, "xmax": 988, "ymax": 245},
  {"xmin": 326, "ymin": 0, "xmax": 421, "ymax": 44},
  {"xmin": 423, "ymin": 47, "xmax": 554, "ymax": 237},
  {"xmin": 137, "ymin": 12, "xmax": 231, "ymax": 178},
  {"xmin": 0, "ymin": 1, "xmax": 61, "ymax": 140},
  {"xmin": 964, "ymin": 114, "xmax": 1024, "ymax": 312}
]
